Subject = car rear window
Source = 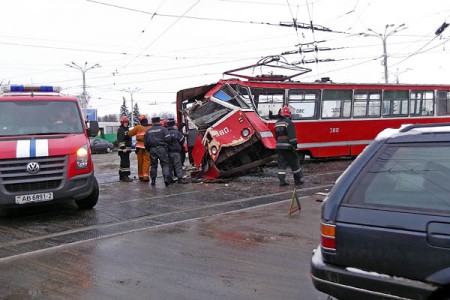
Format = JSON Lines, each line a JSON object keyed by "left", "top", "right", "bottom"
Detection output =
{"left": 344, "top": 143, "right": 450, "bottom": 213}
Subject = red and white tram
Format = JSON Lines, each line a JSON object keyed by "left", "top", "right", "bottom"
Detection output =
{"left": 176, "top": 73, "right": 450, "bottom": 179}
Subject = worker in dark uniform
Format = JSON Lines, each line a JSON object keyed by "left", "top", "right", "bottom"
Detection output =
{"left": 144, "top": 116, "right": 172, "bottom": 186}
{"left": 117, "top": 116, "right": 133, "bottom": 182}
{"left": 167, "top": 120, "right": 188, "bottom": 184}
{"left": 275, "top": 106, "right": 304, "bottom": 187}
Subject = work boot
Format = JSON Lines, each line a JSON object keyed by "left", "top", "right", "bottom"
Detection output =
{"left": 295, "top": 178, "right": 304, "bottom": 186}
{"left": 142, "top": 176, "right": 150, "bottom": 182}
{"left": 178, "top": 178, "right": 188, "bottom": 184}
{"left": 164, "top": 177, "right": 170, "bottom": 187}
{"left": 138, "top": 177, "right": 144, "bottom": 182}
{"left": 279, "top": 180, "right": 289, "bottom": 187}
{"left": 151, "top": 177, "right": 156, "bottom": 186}
{"left": 120, "top": 176, "right": 132, "bottom": 182}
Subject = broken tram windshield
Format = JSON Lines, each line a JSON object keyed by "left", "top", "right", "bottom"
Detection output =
{"left": 212, "top": 84, "right": 250, "bottom": 109}
{"left": 185, "top": 100, "right": 231, "bottom": 130}
{"left": 184, "top": 85, "right": 249, "bottom": 130}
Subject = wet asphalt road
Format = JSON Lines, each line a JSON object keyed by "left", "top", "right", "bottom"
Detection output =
{"left": 0, "top": 153, "right": 350, "bottom": 299}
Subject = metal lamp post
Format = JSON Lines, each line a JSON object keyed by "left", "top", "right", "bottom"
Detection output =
{"left": 365, "top": 24, "right": 406, "bottom": 83}
{"left": 65, "top": 62, "right": 100, "bottom": 116}
{"left": 122, "top": 88, "right": 140, "bottom": 127}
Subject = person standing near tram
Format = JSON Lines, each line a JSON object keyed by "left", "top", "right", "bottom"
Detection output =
{"left": 167, "top": 119, "right": 188, "bottom": 184}
{"left": 274, "top": 106, "right": 304, "bottom": 187}
{"left": 144, "top": 116, "right": 172, "bottom": 187}
{"left": 127, "top": 114, "right": 152, "bottom": 182}
{"left": 117, "top": 116, "right": 133, "bottom": 182}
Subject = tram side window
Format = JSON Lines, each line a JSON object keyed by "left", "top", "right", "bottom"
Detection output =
{"left": 410, "top": 91, "right": 434, "bottom": 116}
{"left": 437, "top": 91, "right": 450, "bottom": 115}
{"left": 353, "top": 90, "right": 381, "bottom": 118}
{"left": 249, "top": 87, "right": 284, "bottom": 119}
{"left": 288, "top": 89, "right": 320, "bottom": 120}
{"left": 383, "top": 90, "right": 408, "bottom": 117}
{"left": 321, "top": 90, "right": 352, "bottom": 119}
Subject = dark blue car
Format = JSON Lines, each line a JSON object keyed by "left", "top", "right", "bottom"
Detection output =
{"left": 311, "top": 123, "right": 450, "bottom": 300}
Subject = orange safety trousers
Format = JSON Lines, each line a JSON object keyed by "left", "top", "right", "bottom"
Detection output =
{"left": 136, "top": 148, "right": 151, "bottom": 179}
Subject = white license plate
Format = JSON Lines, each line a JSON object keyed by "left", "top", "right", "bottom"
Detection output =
{"left": 15, "top": 192, "right": 54, "bottom": 204}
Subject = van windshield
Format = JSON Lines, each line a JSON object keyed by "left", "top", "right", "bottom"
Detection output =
{"left": 0, "top": 101, "right": 83, "bottom": 136}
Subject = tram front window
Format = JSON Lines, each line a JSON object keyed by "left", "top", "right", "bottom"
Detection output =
{"left": 186, "top": 100, "right": 231, "bottom": 130}
{"left": 212, "top": 84, "right": 249, "bottom": 109}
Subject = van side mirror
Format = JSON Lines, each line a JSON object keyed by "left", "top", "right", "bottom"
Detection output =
{"left": 87, "top": 121, "right": 99, "bottom": 137}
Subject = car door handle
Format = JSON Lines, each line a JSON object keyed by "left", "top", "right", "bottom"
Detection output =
{"left": 427, "top": 222, "right": 450, "bottom": 248}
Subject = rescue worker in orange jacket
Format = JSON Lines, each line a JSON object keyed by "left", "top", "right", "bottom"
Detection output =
{"left": 127, "top": 115, "right": 152, "bottom": 182}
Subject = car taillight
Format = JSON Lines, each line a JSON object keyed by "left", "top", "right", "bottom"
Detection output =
{"left": 320, "top": 222, "right": 336, "bottom": 251}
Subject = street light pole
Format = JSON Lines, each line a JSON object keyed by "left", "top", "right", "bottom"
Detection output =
{"left": 65, "top": 62, "right": 100, "bottom": 116}
{"left": 122, "top": 88, "right": 141, "bottom": 127}
{"left": 365, "top": 24, "right": 406, "bottom": 83}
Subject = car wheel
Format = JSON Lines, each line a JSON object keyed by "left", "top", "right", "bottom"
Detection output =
{"left": 75, "top": 177, "right": 99, "bottom": 209}
{"left": 106, "top": 146, "right": 112, "bottom": 153}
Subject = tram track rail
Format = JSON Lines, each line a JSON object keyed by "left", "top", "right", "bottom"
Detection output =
{"left": 0, "top": 183, "right": 333, "bottom": 261}
{"left": 0, "top": 157, "right": 352, "bottom": 260}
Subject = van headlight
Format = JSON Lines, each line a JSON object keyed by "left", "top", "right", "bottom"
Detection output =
{"left": 77, "top": 145, "right": 89, "bottom": 169}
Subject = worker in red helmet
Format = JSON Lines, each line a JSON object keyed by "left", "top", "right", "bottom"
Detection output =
{"left": 117, "top": 116, "right": 133, "bottom": 182}
{"left": 127, "top": 114, "right": 152, "bottom": 182}
{"left": 274, "top": 106, "right": 304, "bottom": 187}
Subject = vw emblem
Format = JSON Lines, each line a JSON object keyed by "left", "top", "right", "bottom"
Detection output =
{"left": 26, "top": 162, "right": 40, "bottom": 174}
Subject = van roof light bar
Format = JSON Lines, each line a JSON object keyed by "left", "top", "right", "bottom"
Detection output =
{"left": 2, "top": 85, "right": 62, "bottom": 93}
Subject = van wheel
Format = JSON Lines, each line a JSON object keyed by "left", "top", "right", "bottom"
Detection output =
{"left": 75, "top": 177, "right": 99, "bottom": 209}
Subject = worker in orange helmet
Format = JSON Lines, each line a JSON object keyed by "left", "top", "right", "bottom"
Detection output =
{"left": 127, "top": 114, "right": 152, "bottom": 182}
{"left": 117, "top": 116, "right": 133, "bottom": 182}
{"left": 274, "top": 106, "right": 304, "bottom": 187}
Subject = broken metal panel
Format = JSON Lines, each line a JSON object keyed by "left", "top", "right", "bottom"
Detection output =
{"left": 192, "top": 134, "right": 205, "bottom": 169}
{"left": 242, "top": 111, "right": 276, "bottom": 149}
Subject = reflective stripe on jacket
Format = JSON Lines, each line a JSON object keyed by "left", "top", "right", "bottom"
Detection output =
{"left": 275, "top": 117, "right": 298, "bottom": 150}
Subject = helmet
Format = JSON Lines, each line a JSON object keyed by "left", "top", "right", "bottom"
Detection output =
{"left": 280, "top": 106, "right": 292, "bottom": 117}
{"left": 120, "top": 116, "right": 129, "bottom": 125}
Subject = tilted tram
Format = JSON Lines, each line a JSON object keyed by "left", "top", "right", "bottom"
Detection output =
{"left": 176, "top": 62, "right": 450, "bottom": 179}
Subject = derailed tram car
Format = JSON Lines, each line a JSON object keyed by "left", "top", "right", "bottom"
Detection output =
{"left": 176, "top": 62, "right": 450, "bottom": 180}
{"left": 176, "top": 83, "right": 277, "bottom": 179}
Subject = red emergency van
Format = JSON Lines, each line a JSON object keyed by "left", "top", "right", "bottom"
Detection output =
{"left": 0, "top": 85, "right": 99, "bottom": 209}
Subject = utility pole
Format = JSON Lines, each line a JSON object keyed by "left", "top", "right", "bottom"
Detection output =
{"left": 365, "top": 24, "right": 406, "bottom": 83}
{"left": 65, "top": 62, "right": 100, "bottom": 116}
{"left": 394, "top": 68, "right": 412, "bottom": 84}
{"left": 122, "top": 88, "right": 140, "bottom": 127}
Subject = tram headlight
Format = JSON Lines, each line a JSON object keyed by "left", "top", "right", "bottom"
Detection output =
{"left": 241, "top": 128, "right": 251, "bottom": 137}
{"left": 211, "top": 146, "right": 218, "bottom": 155}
